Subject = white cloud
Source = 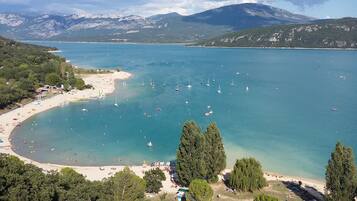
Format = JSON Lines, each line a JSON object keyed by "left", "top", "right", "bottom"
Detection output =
{"left": 121, "top": 0, "right": 263, "bottom": 17}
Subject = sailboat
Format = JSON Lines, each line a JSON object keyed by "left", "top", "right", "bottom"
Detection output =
{"left": 147, "top": 141, "right": 153, "bottom": 147}
{"left": 206, "top": 79, "right": 210, "bottom": 87}
{"left": 246, "top": 86, "right": 249, "bottom": 92}
{"left": 187, "top": 81, "right": 192, "bottom": 89}
{"left": 175, "top": 84, "right": 180, "bottom": 91}
{"left": 114, "top": 96, "right": 119, "bottom": 107}
{"left": 217, "top": 85, "right": 222, "bottom": 94}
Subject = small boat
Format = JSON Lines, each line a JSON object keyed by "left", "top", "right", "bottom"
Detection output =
{"left": 209, "top": 110, "right": 213, "bottom": 114}
{"left": 217, "top": 85, "right": 222, "bottom": 94}
{"left": 147, "top": 141, "right": 153, "bottom": 147}
{"left": 246, "top": 86, "right": 249, "bottom": 92}
{"left": 331, "top": 106, "right": 338, "bottom": 112}
{"left": 185, "top": 100, "right": 189, "bottom": 104}
{"left": 187, "top": 84, "right": 192, "bottom": 89}
{"left": 206, "top": 79, "right": 210, "bottom": 87}
{"left": 175, "top": 85, "right": 180, "bottom": 91}
{"left": 81, "top": 108, "right": 88, "bottom": 112}
{"left": 204, "top": 112, "right": 210, "bottom": 116}
{"left": 114, "top": 96, "right": 119, "bottom": 107}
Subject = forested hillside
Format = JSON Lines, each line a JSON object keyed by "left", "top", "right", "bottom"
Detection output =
{"left": 0, "top": 36, "right": 85, "bottom": 109}
{"left": 195, "top": 18, "right": 357, "bottom": 48}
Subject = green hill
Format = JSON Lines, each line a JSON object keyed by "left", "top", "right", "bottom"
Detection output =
{"left": 195, "top": 18, "right": 357, "bottom": 48}
{"left": 0, "top": 36, "right": 84, "bottom": 109}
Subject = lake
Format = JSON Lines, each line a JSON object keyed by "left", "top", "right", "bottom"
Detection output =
{"left": 12, "top": 42, "right": 357, "bottom": 180}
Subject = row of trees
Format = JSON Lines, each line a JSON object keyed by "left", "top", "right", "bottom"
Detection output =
{"left": 177, "top": 121, "right": 357, "bottom": 201}
{"left": 0, "top": 154, "right": 167, "bottom": 201}
{"left": 0, "top": 36, "right": 87, "bottom": 109}
{"left": 176, "top": 121, "right": 269, "bottom": 201}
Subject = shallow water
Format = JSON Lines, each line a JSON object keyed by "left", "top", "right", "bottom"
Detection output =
{"left": 12, "top": 42, "right": 357, "bottom": 180}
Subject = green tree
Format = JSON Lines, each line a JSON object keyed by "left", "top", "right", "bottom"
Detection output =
{"left": 254, "top": 194, "right": 279, "bottom": 201}
{"left": 45, "top": 73, "right": 62, "bottom": 86}
{"left": 204, "top": 122, "right": 226, "bottom": 182}
{"left": 188, "top": 179, "right": 213, "bottom": 201}
{"left": 112, "top": 167, "right": 146, "bottom": 201}
{"left": 176, "top": 121, "right": 206, "bottom": 186}
{"left": 74, "top": 78, "right": 86, "bottom": 90}
{"left": 325, "top": 142, "right": 357, "bottom": 201}
{"left": 228, "top": 158, "right": 267, "bottom": 192}
{"left": 143, "top": 168, "right": 166, "bottom": 193}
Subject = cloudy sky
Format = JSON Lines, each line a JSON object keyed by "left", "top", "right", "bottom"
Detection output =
{"left": 0, "top": 0, "right": 356, "bottom": 18}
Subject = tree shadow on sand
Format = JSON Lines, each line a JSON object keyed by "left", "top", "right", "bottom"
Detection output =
{"left": 282, "top": 181, "right": 325, "bottom": 201}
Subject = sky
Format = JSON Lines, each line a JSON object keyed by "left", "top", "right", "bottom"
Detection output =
{"left": 0, "top": 0, "right": 356, "bottom": 19}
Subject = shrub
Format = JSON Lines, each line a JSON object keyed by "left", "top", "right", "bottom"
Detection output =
{"left": 228, "top": 158, "right": 267, "bottom": 192}
{"left": 254, "top": 194, "right": 279, "bottom": 201}
{"left": 189, "top": 179, "right": 213, "bottom": 201}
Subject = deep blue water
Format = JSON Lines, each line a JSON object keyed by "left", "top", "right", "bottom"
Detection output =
{"left": 12, "top": 42, "right": 357, "bottom": 180}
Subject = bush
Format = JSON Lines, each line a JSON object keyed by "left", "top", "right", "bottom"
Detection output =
{"left": 254, "top": 194, "right": 279, "bottom": 201}
{"left": 189, "top": 179, "right": 213, "bottom": 201}
{"left": 228, "top": 158, "right": 267, "bottom": 192}
{"left": 143, "top": 168, "right": 166, "bottom": 193}
{"left": 74, "top": 78, "right": 86, "bottom": 90}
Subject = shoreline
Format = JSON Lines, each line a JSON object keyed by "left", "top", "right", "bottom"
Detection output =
{"left": 0, "top": 70, "right": 325, "bottom": 194}
{"left": 23, "top": 40, "right": 357, "bottom": 51}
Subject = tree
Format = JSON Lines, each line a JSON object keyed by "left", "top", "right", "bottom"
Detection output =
{"left": 188, "top": 179, "right": 213, "bottom": 201}
{"left": 45, "top": 73, "right": 62, "bottom": 86}
{"left": 176, "top": 121, "right": 206, "bottom": 186}
{"left": 228, "top": 158, "right": 267, "bottom": 192}
{"left": 254, "top": 194, "right": 279, "bottom": 201}
{"left": 204, "top": 122, "right": 226, "bottom": 182}
{"left": 112, "top": 167, "right": 146, "bottom": 201}
{"left": 74, "top": 78, "right": 85, "bottom": 90}
{"left": 143, "top": 168, "right": 166, "bottom": 193}
{"left": 325, "top": 142, "right": 357, "bottom": 201}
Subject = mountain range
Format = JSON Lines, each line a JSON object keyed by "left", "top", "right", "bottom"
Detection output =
{"left": 195, "top": 18, "right": 357, "bottom": 49}
{"left": 0, "top": 3, "right": 314, "bottom": 43}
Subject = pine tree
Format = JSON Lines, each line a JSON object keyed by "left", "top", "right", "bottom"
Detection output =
{"left": 326, "top": 142, "right": 357, "bottom": 201}
{"left": 176, "top": 121, "right": 206, "bottom": 186}
{"left": 204, "top": 122, "right": 226, "bottom": 182}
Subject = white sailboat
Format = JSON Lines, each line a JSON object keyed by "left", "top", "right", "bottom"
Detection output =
{"left": 206, "top": 79, "right": 210, "bottom": 87}
{"left": 187, "top": 81, "right": 192, "bottom": 89}
{"left": 147, "top": 141, "right": 153, "bottom": 147}
{"left": 114, "top": 96, "right": 119, "bottom": 107}
{"left": 246, "top": 86, "right": 249, "bottom": 92}
{"left": 217, "top": 85, "right": 222, "bottom": 94}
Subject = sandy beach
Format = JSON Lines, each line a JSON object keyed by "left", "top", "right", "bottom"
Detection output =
{"left": 0, "top": 70, "right": 325, "bottom": 195}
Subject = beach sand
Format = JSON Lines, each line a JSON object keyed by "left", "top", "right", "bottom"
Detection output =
{"left": 0, "top": 71, "right": 325, "bottom": 195}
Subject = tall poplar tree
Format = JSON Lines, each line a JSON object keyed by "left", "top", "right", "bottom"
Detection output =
{"left": 176, "top": 121, "right": 206, "bottom": 186}
{"left": 204, "top": 122, "right": 226, "bottom": 182}
{"left": 325, "top": 142, "right": 357, "bottom": 201}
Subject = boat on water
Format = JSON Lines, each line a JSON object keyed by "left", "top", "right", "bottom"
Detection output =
{"left": 206, "top": 79, "right": 210, "bottom": 87}
{"left": 217, "top": 85, "right": 222, "bottom": 94}
{"left": 175, "top": 85, "right": 180, "bottom": 91}
{"left": 147, "top": 141, "right": 153, "bottom": 147}
{"left": 81, "top": 108, "right": 88, "bottom": 112}
{"left": 246, "top": 86, "right": 249, "bottom": 92}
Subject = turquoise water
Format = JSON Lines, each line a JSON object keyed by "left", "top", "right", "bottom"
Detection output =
{"left": 12, "top": 42, "right": 357, "bottom": 180}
